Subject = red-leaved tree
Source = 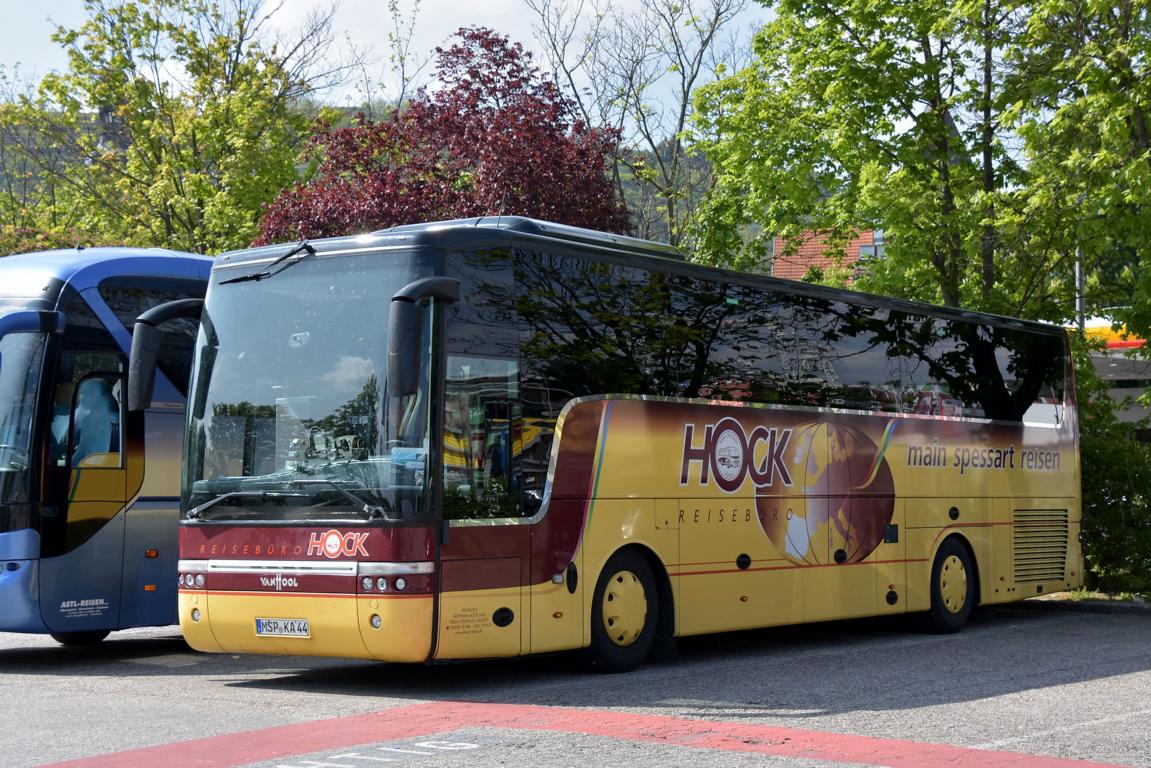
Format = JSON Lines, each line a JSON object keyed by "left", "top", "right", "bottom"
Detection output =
{"left": 255, "top": 27, "right": 628, "bottom": 243}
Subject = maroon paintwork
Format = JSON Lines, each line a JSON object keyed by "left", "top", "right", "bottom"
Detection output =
{"left": 180, "top": 525, "right": 435, "bottom": 562}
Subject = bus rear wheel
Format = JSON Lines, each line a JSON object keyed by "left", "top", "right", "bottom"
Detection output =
{"left": 587, "top": 549, "right": 657, "bottom": 673}
{"left": 50, "top": 631, "right": 110, "bottom": 646}
{"left": 926, "top": 538, "right": 975, "bottom": 633}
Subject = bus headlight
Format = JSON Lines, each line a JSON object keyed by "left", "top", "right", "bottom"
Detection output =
{"left": 361, "top": 577, "right": 374, "bottom": 591}
{"left": 394, "top": 577, "right": 407, "bottom": 591}
{"left": 376, "top": 577, "right": 388, "bottom": 591}
{"left": 194, "top": 574, "right": 205, "bottom": 589}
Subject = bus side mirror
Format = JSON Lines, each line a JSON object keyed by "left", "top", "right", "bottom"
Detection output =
{"left": 388, "top": 277, "right": 460, "bottom": 398}
{"left": 128, "top": 298, "right": 203, "bottom": 412}
{"left": 388, "top": 301, "right": 422, "bottom": 398}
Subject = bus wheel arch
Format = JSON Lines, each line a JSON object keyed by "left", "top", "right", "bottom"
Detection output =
{"left": 586, "top": 545, "right": 668, "bottom": 673}
{"left": 926, "top": 534, "right": 979, "bottom": 633}
{"left": 632, "top": 544, "right": 675, "bottom": 653}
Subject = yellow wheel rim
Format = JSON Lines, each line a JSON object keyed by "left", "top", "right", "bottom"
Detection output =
{"left": 939, "top": 554, "right": 968, "bottom": 614}
{"left": 601, "top": 569, "right": 648, "bottom": 647}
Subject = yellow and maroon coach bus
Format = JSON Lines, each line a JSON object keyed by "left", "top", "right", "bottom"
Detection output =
{"left": 132, "top": 217, "right": 1080, "bottom": 672}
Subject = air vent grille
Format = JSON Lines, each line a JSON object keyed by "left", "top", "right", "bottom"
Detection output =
{"left": 1013, "top": 509, "right": 1068, "bottom": 583}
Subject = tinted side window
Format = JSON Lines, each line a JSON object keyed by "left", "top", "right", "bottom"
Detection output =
{"left": 517, "top": 248, "right": 665, "bottom": 507}
{"left": 517, "top": 248, "right": 662, "bottom": 399}
{"left": 444, "top": 251, "right": 523, "bottom": 518}
{"left": 894, "top": 313, "right": 972, "bottom": 416}
{"left": 442, "top": 356, "right": 521, "bottom": 519}
{"left": 663, "top": 280, "right": 775, "bottom": 402}
{"left": 445, "top": 250, "right": 517, "bottom": 358}
{"left": 817, "top": 301, "right": 901, "bottom": 412}
{"left": 895, "top": 313, "right": 1065, "bottom": 422}
{"left": 98, "top": 278, "right": 205, "bottom": 395}
{"left": 999, "top": 327, "right": 1065, "bottom": 424}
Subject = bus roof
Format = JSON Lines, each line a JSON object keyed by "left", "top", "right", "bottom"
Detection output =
{"left": 217, "top": 218, "right": 1063, "bottom": 339}
{"left": 373, "top": 216, "right": 686, "bottom": 261}
{"left": 219, "top": 217, "right": 685, "bottom": 266}
{"left": 0, "top": 247, "right": 212, "bottom": 303}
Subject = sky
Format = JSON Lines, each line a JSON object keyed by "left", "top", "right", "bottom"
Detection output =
{"left": 0, "top": 0, "right": 598, "bottom": 96}
{"left": 1, "top": 1, "right": 767, "bottom": 106}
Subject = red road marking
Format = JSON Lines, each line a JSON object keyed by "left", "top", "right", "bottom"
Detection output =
{"left": 43, "top": 701, "right": 1122, "bottom": 768}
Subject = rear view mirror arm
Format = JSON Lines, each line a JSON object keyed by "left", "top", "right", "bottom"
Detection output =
{"left": 128, "top": 298, "right": 204, "bottom": 412}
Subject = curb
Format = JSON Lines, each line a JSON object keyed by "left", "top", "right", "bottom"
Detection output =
{"left": 1003, "top": 597, "right": 1151, "bottom": 616}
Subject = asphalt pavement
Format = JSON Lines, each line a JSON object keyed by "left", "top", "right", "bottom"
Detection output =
{"left": 0, "top": 601, "right": 1147, "bottom": 768}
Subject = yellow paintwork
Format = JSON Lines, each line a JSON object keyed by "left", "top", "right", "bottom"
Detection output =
{"left": 577, "top": 497, "right": 676, "bottom": 649}
{"left": 75, "top": 452, "right": 123, "bottom": 469}
{"left": 578, "top": 400, "right": 1080, "bottom": 642}
{"left": 436, "top": 585, "right": 524, "bottom": 659}
{"left": 68, "top": 466, "right": 125, "bottom": 502}
{"left": 527, "top": 581, "right": 583, "bottom": 654}
{"left": 180, "top": 590, "right": 433, "bottom": 662}
{"left": 359, "top": 597, "right": 434, "bottom": 662}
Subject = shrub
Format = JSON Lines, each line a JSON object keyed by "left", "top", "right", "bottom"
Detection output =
{"left": 1076, "top": 344, "right": 1151, "bottom": 593}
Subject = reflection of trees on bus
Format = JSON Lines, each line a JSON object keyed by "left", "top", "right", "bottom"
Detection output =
{"left": 827, "top": 305, "right": 1063, "bottom": 421}
{"left": 309, "top": 375, "right": 380, "bottom": 460}
{"left": 205, "top": 375, "right": 383, "bottom": 478}
{"left": 513, "top": 249, "right": 1062, "bottom": 423}
{"left": 204, "top": 402, "right": 276, "bottom": 477}
{"left": 446, "top": 245, "right": 1065, "bottom": 524}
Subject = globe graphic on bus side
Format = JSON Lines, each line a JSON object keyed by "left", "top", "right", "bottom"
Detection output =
{"left": 756, "top": 422, "right": 895, "bottom": 565}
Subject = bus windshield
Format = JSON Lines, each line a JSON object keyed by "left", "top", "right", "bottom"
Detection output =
{"left": 0, "top": 330, "right": 46, "bottom": 507}
{"left": 184, "top": 248, "right": 435, "bottom": 524}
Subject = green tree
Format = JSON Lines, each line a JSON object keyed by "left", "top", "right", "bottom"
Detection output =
{"left": 692, "top": 0, "right": 1074, "bottom": 318}
{"left": 0, "top": 66, "right": 94, "bottom": 254}
{"left": 1010, "top": 1, "right": 1150, "bottom": 331}
{"left": 8, "top": 0, "right": 347, "bottom": 254}
{"left": 1073, "top": 339, "right": 1151, "bottom": 593}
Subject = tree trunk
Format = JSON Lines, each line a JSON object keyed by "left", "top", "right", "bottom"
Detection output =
{"left": 980, "top": 0, "right": 997, "bottom": 304}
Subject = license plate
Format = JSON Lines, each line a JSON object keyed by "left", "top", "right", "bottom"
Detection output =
{"left": 255, "top": 618, "right": 310, "bottom": 637}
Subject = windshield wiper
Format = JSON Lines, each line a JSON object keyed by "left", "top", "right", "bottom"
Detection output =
{"left": 186, "top": 490, "right": 307, "bottom": 520}
{"left": 288, "top": 479, "right": 393, "bottom": 521}
{"left": 219, "top": 242, "right": 315, "bottom": 285}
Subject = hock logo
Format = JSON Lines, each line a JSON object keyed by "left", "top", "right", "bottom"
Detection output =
{"left": 259, "top": 574, "right": 299, "bottom": 590}
{"left": 308, "top": 529, "right": 370, "bottom": 558}
{"left": 680, "top": 417, "right": 793, "bottom": 493}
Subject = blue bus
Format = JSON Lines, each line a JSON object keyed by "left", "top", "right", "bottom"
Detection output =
{"left": 0, "top": 247, "right": 211, "bottom": 645}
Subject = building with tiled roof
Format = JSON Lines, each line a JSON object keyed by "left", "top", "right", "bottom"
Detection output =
{"left": 768, "top": 230, "right": 883, "bottom": 282}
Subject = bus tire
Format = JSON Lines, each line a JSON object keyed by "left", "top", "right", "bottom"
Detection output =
{"left": 926, "top": 538, "right": 975, "bottom": 633}
{"left": 587, "top": 549, "right": 658, "bottom": 673}
{"left": 50, "top": 631, "right": 110, "bottom": 646}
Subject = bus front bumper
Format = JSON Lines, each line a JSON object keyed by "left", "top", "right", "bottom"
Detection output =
{"left": 179, "top": 590, "right": 433, "bottom": 663}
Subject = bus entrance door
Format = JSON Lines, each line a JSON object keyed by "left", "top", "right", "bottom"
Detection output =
{"left": 435, "top": 357, "right": 528, "bottom": 659}
{"left": 436, "top": 524, "right": 529, "bottom": 659}
{"left": 39, "top": 372, "right": 128, "bottom": 636}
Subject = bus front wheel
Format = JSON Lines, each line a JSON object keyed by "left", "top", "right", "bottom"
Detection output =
{"left": 50, "top": 631, "right": 110, "bottom": 647}
{"left": 926, "top": 538, "right": 975, "bottom": 633}
{"left": 587, "top": 549, "right": 657, "bottom": 673}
